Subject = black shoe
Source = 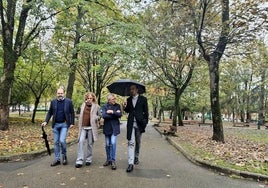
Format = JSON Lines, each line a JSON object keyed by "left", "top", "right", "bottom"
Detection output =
{"left": 126, "top": 164, "right": 133, "bottom": 173}
{"left": 51, "top": 160, "right": 61, "bottom": 167}
{"left": 111, "top": 162, "right": 117, "bottom": 170}
{"left": 75, "top": 164, "right": 82, "bottom": 168}
{"left": 134, "top": 157, "right": 139, "bottom": 165}
{"left": 85, "top": 162, "right": 91, "bottom": 166}
{"left": 62, "top": 156, "right": 68, "bottom": 165}
{"left": 103, "top": 161, "right": 111, "bottom": 166}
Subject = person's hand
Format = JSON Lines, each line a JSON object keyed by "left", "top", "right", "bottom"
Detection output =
{"left": 116, "top": 110, "right": 121, "bottom": 113}
{"left": 107, "top": 110, "right": 113, "bottom": 114}
{"left": 41, "top": 122, "right": 47, "bottom": 127}
{"left": 69, "top": 124, "right": 74, "bottom": 128}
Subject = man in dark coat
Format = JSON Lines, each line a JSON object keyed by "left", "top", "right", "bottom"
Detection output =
{"left": 41, "top": 87, "right": 75, "bottom": 166}
{"left": 124, "top": 84, "right": 149, "bottom": 173}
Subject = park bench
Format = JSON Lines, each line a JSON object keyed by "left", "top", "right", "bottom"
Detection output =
{"left": 163, "top": 125, "right": 177, "bottom": 136}
{"left": 153, "top": 123, "right": 160, "bottom": 127}
{"left": 232, "top": 122, "right": 250, "bottom": 127}
{"left": 183, "top": 120, "right": 199, "bottom": 125}
{"left": 198, "top": 122, "right": 213, "bottom": 127}
{"left": 20, "top": 113, "right": 31, "bottom": 117}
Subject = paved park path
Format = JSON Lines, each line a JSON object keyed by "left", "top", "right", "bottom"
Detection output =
{"left": 0, "top": 122, "right": 267, "bottom": 188}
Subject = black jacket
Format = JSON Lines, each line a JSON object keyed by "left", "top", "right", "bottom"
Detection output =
{"left": 102, "top": 103, "right": 122, "bottom": 136}
{"left": 45, "top": 98, "right": 75, "bottom": 128}
{"left": 124, "top": 95, "right": 149, "bottom": 140}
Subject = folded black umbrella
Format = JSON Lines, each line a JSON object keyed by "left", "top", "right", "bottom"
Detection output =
{"left": 42, "top": 126, "right": 51, "bottom": 156}
{"left": 107, "top": 79, "right": 146, "bottom": 96}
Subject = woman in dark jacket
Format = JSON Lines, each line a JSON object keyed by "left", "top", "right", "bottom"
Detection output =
{"left": 101, "top": 93, "right": 122, "bottom": 170}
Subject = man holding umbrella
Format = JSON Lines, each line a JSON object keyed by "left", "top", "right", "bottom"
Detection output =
{"left": 123, "top": 84, "right": 149, "bottom": 173}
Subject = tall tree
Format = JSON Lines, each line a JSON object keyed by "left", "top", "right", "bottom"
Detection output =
{"left": 65, "top": 5, "right": 83, "bottom": 99}
{"left": 250, "top": 42, "right": 268, "bottom": 127}
{"left": 0, "top": 0, "right": 63, "bottom": 130}
{"left": 188, "top": 0, "right": 267, "bottom": 142}
{"left": 52, "top": 0, "right": 125, "bottom": 102}
{"left": 15, "top": 42, "right": 61, "bottom": 123}
{"left": 141, "top": 2, "right": 197, "bottom": 128}
{"left": 135, "top": 0, "right": 267, "bottom": 141}
{"left": 191, "top": 0, "right": 230, "bottom": 142}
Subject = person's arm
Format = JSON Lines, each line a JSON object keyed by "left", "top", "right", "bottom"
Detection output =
{"left": 102, "top": 104, "right": 113, "bottom": 119}
{"left": 113, "top": 104, "right": 122, "bottom": 118}
{"left": 123, "top": 98, "right": 130, "bottom": 113}
{"left": 69, "top": 100, "right": 75, "bottom": 127}
{"left": 41, "top": 100, "right": 53, "bottom": 126}
{"left": 143, "top": 97, "right": 149, "bottom": 124}
{"left": 95, "top": 105, "right": 101, "bottom": 122}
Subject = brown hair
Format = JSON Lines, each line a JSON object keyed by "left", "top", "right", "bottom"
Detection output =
{"left": 84, "top": 92, "right": 97, "bottom": 103}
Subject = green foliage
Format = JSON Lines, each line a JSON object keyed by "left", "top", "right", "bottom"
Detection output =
{"left": 12, "top": 41, "right": 62, "bottom": 113}
{"left": 4, "top": 0, "right": 268, "bottom": 128}
{"left": 161, "top": 98, "right": 175, "bottom": 111}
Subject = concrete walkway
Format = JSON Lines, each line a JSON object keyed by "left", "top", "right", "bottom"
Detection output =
{"left": 0, "top": 122, "right": 267, "bottom": 188}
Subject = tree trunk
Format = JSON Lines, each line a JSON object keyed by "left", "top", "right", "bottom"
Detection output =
{"left": 172, "top": 88, "right": 179, "bottom": 126}
{"left": 201, "top": 107, "right": 206, "bottom": 123}
{"left": 96, "top": 74, "right": 102, "bottom": 105}
{"left": 0, "top": 0, "right": 33, "bottom": 130}
{"left": 0, "top": 104, "right": 10, "bottom": 131}
{"left": 240, "top": 111, "right": 244, "bottom": 123}
{"left": 31, "top": 96, "right": 41, "bottom": 123}
{"left": 258, "top": 69, "right": 265, "bottom": 129}
{"left": 66, "top": 6, "right": 82, "bottom": 99}
{"left": 195, "top": 0, "right": 229, "bottom": 142}
{"left": 177, "top": 104, "right": 183, "bottom": 126}
{"left": 208, "top": 58, "right": 224, "bottom": 142}
{"left": 152, "top": 98, "right": 158, "bottom": 118}
{"left": 158, "top": 99, "right": 164, "bottom": 122}
{"left": 0, "top": 51, "right": 18, "bottom": 130}
{"left": 66, "top": 61, "right": 76, "bottom": 99}
{"left": 172, "top": 88, "right": 182, "bottom": 129}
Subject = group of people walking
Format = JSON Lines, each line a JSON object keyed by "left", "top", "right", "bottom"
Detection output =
{"left": 41, "top": 84, "right": 149, "bottom": 173}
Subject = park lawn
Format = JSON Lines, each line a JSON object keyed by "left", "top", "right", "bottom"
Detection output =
{"left": 155, "top": 120, "right": 268, "bottom": 177}
{"left": 0, "top": 116, "right": 79, "bottom": 157}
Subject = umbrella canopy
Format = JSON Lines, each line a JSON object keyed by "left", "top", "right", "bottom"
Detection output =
{"left": 107, "top": 79, "right": 146, "bottom": 96}
{"left": 42, "top": 126, "right": 51, "bottom": 156}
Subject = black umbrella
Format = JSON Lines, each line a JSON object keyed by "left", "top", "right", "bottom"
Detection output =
{"left": 107, "top": 79, "right": 146, "bottom": 96}
{"left": 42, "top": 126, "right": 51, "bottom": 156}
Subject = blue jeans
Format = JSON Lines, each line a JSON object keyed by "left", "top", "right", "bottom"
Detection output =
{"left": 53, "top": 123, "right": 68, "bottom": 161}
{"left": 105, "top": 134, "right": 117, "bottom": 162}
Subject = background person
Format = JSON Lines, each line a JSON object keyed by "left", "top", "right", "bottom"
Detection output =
{"left": 102, "top": 93, "right": 122, "bottom": 170}
{"left": 123, "top": 84, "right": 149, "bottom": 173}
{"left": 41, "top": 87, "right": 75, "bottom": 166}
{"left": 75, "top": 92, "right": 101, "bottom": 168}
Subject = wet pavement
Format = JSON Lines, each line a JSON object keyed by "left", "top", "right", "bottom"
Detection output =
{"left": 0, "top": 122, "right": 267, "bottom": 188}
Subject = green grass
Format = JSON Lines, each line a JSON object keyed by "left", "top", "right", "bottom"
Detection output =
{"left": 10, "top": 111, "right": 46, "bottom": 120}
{"left": 224, "top": 128, "right": 268, "bottom": 144}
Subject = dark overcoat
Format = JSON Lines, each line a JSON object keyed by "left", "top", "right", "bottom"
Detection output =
{"left": 124, "top": 95, "right": 149, "bottom": 140}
